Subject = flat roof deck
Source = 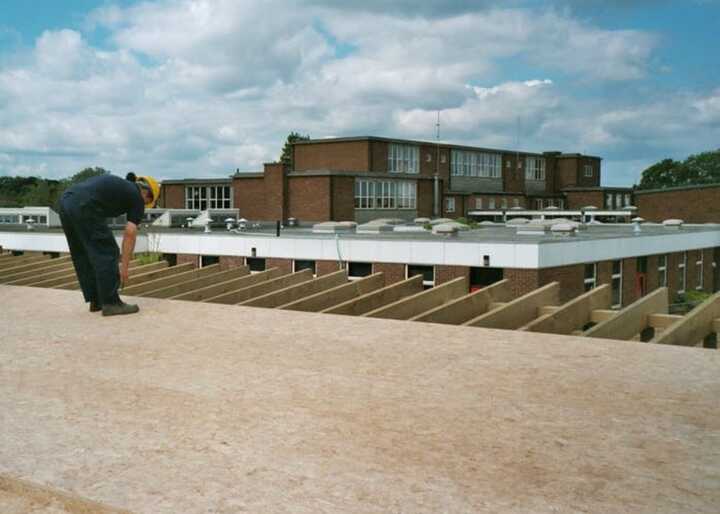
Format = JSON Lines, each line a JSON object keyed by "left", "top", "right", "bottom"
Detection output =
{"left": 1, "top": 285, "right": 719, "bottom": 513}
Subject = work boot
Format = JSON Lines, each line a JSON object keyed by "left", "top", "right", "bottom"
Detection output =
{"left": 102, "top": 301, "right": 140, "bottom": 317}
{"left": 89, "top": 301, "right": 102, "bottom": 313}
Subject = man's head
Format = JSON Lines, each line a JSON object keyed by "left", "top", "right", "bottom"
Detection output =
{"left": 127, "top": 173, "right": 160, "bottom": 208}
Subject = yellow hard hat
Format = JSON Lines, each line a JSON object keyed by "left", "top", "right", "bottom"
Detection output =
{"left": 137, "top": 176, "right": 160, "bottom": 208}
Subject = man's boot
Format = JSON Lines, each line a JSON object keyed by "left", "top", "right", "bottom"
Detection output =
{"left": 102, "top": 301, "right": 140, "bottom": 317}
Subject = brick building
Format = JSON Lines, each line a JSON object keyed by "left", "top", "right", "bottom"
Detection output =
{"left": 160, "top": 136, "right": 610, "bottom": 222}
{"left": 634, "top": 184, "right": 720, "bottom": 223}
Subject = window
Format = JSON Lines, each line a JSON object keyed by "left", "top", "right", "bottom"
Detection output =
{"left": 441, "top": 153, "right": 446, "bottom": 164}
{"left": 525, "top": 157, "right": 545, "bottom": 180}
{"left": 475, "top": 198, "right": 483, "bottom": 209}
{"left": 611, "top": 260, "right": 623, "bottom": 308}
{"left": 658, "top": 254, "right": 667, "bottom": 287}
{"left": 513, "top": 198, "right": 520, "bottom": 208}
{"left": 388, "top": 143, "right": 419, "bottom": 174}
{"left": 201, "top": 255, "right": 220, "bottom": 268}
{"left": 348, "top": 262, "right": 372, "bottom": 280}
{"left": 0, "top": 214, "right": 20, "bottom": 224}
{"left": 185, "top": 185, "right": 232, "bottom": 210}
{"left": 696, "top": 251, "right": 704, "bottom": 290}
{"left": 407, "top": 265, "right": 435, "bottom": 289}
{"left": 624, "top": 194, "right": 632, "bottom": 207}
{"left": 354, "top": 179, "right": 416, "bottom": 210}
{"left": 294, "top": 260, "right": 316, "bottom": 276}
{"left": 605, "top": 194, "right": 613, "bottom": 209}
{"left": 614, "top": 193, "right": 622, "bottom": 209}
{"left": 500, "top": 198, "right": 508, "bottom": 209}
{"left": 584, "top": 263, "right": 597, "bottom": 292}
{"left": 246, "top": 258, "right": 266, "bottom": 273}
{"left": 506, "top": 160, "right": 511, "bottom": 169}
{"left": 450, "top": 150, "right": 501, "bottom": 178}
{"left": 535, "top": 198, "right": 544, "bottom": 209}
{"left": 584, "top": 164, "right": 593, "bottom": 177}
{"left": 488, "top": 198, "right": 496, "bottom": 210}
{"left": 678, "top": 253, "right": 687, "bottom": 295}
{"left": 445, "top": 197, "right": 456, "bottom": 213}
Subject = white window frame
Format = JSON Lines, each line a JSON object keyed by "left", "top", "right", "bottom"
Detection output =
{"left": 584, "top": 263, "right": 597, "bottom": 292}
{"left": 445, "top": 197, "right": 456, "bottom": 213}
{"left": 451, "top": 150, "right": 501, "bottom": 178}
{"left": 355, "top": 179, "right": 416, "bottom": 210}
{"left": 406, "top": 264, "right": 435, "bottom": 288}
{"left": 535, "top": 198, "right": 543, "bottom": 209}
{"left": 584, "top": 164, "right": 593, "bottom": 177}
{"left": 185, "top": 185, "right": 232, "bottom": 210}
{"left": 605, "top": 194, "right": 613, "bottom": 209}
{"left": 500, "top": 198, "right": 508, "bottom": 209}
{"left": 475, "top": 197, "right": 483, "bottom": 209}
{"left": 488, "top": 198, "right": 496, "bottom": 210}
{"left": 696, "top": 251, "right": 703, "bottom": 290}
{"left": 525, "top": 157, "right": 545, "bottom": 181}
{"left": 678, "top": 252, "right": 687, "bottom": 295}
{"left": 512, "top": 198, "right": 520, "bottom": 208}
{"left": 611, "top": 260, "right": 623, "bottom": 308}
{"left": 658, "top": 254, "right": 667, "bottom": 287}
{"left": 624, "top": 193, "right": 631, "bottom": 207}
{"left": 388, "top": 143, "right": 419, "bottom": 174}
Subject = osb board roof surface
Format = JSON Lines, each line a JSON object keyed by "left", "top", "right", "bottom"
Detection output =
{"left": 1, "top": 285, "right": 719, "bottom": 514}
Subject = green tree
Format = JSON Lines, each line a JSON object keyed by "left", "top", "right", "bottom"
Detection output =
{"left": 69, "top": 166, "right": 110, "bottom": 184}
{"left": 279, "top": 132, "right": 310, "bottom": 169}
{"left": 637, "top": 150, "right": 720, "bottom": 189}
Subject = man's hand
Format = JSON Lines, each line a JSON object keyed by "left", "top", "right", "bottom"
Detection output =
{"left": 119, "top": 263, "right": 129, "bottom": 288}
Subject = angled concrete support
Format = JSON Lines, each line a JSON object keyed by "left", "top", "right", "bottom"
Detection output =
{"left": 122, "top": 264, "right": 224, "bottom": 297}
{"left": 651, "top": 290, "right": 720, "bottom": 347}
{"left": 463, "top": 282, "right": 561, "bottom": 330}
{"left": 364, "top": 276, "right": 468, "bottom": 320}
{"left": 171, "top": 268, "right": 283, "bottom": 302}
{"left": 143, "top": 266, "right": 250, "bottom": 299}
{"left": 648, "top": 313, "right": 684, "bottom": 329}
{"left": 43, "top": 261, "right": 169, "bottom": 290}
{"left": 522, "top": 284, "right": 612, "bottom": 335}
{"left": 322, "top": 275, "right": 424, "bottom": 316}
{"left": 0, "top": 260, "right": 75, "bottom": 284}
{"left": 6, "top": 260, "right": 140, "bottom": 287}
{"left": 279, "top": 273, "right": 385, "bottom": 312}
{"left": 410, "top": 279, "right": 513, "bottom": 325}
{"left": 584, "top": 287, "right": 669, "bottom": 341}
{"left": 240, "top": 270, "right": 347, "bottom": 308}
{"left": 0, "top": 254, "right": 50, "bottom": 269}
{"left": 0, "top": 255, "right": 66, "bottom": 279}
{"left": 207, "top": 269, "right": 313, "bottom": 305}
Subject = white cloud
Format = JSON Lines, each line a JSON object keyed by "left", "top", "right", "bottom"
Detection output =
{"left": 0, "top": 0, "right": 714, "bottom": 187}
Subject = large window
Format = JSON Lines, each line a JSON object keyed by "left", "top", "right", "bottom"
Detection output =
{"left": 584, "top": 164, "right": 593, "bottom": 177}
{"left": 611, "top": 260, "right": 623, "bottom": 308}
{"left": 525, "top": 157, "right": 545, "bottom": 181}
{"left": 678, "top": 253, "right": 687, "bottom": 294}
{"left": 354, "top": 179, "right": 416, "bottom": 210}
{"left": 348, "top": 262, "right": 372, "bottom": 280}
{"left": 388, "top": 143, "right": 419, "bottom": 174}
{"left": 407, "top": 264, "right": 435, "bottom": 289}
{"left": 658, "top": 254, "right": 668, "bottom": 287}
{"left": 450, "top": 150, "right": 501, "bottom": 178}
{"left": 445, "top": 197, "right": 456, "bottom": 213}
{"left": 584, "top": 263, "right": 597, "bottom": 292}
{"left": 185, "top": 185, "right": 232, "bottom": 210}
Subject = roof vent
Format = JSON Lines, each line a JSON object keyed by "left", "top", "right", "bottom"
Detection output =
{"left": 583, "top": 205, "right": 598, "bottom": 210}
{"left": 544, "top": 205, "right": 560, "bottom": 211}
{"left": 414, "top": 217, "right": 431, "bottom": 225}
{"left": 550, "top": 223, "right": 577, "bottom": 236}
{"left": 663, "top": 219, "right": 683, "bottom": 229}
{"left": 509, "top": 206, "right": 524, "bottom": 211}
{"left": 394, "top": 225, "right": 427, "bottom": 233}
{"left": 312, "top": 221, "right": 356, "bottom": 234}
{"left": 623, "top": 206, "right": 638, "bottom": 212}
{"left": 429, "top": 217, "right": 455, "bottom": 226}
{"left": 516, "top": 224, "right": 551, "bottom": 236}
{"left": 432, "top": 223, "right": 460, "bottom": 236}
{"left": 357, "top": 223, "right": 394, "bottom": 234}
{"left": 506, "top": 217, "right": 529, "bottom": 225}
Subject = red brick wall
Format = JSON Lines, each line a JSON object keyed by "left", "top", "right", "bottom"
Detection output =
{"left": 331, "top": 176, "right": 355, "bottom": 222}
{"left": 564, "top": 190, "right": 604, "bottom": 210}
{"left": 538, "top": 264, "right": 585, "bottom": 304}
{"left": 369, "top": 140, "right": 388, "bottom": 173}
{"left": 176, "top": 254, "right": 199, "bottom": 268}
{"left": 316, "top": 260, "right": 343, "bottom": 276}
{"left": 621, "top": 258, "right": 638, "bottom": 306}
{"left": 219, "top": 256, "right": 245, "bottom": 271}
{"left": 233, "top": 176, "right": 267, "bottom": 219}
{"left": 417, "top": 180, "right": 434, "bottom": 218}
{"left": 636, "top": 186, "right": 720, "bottom": 223}
{"left": 504, "top": 268, "right": 540, "bottom": 298}
{"left": 160, "top": 184, "right": 185, "bottom": 208}
{"left": 419, "top": 144, "right": 450, "bottom": 180}
{"left": 555, "top": 157, "right": 577, "bottom": 191}
{"left": 266, "top": 258, "right": 292, "bottom": 274}
{"left": 435, "top": 265, "right": 470, "bottom": 287}
{"left": 372, "top": 262, "right": 405, "bottom": 286}
{"left": 294, "top": 141, "right": 370, "bottom": 172}
{"left": 288, "top": 175, "right": 331, "bottom": 221}
{"left": 264, "top": 163, "right": 287, "bottom": 221}
{"left": 577, "top": 157, "right": 601, "bottom": 188}
{"left": 502, "top": 154, "right": 525, "bottom": 193}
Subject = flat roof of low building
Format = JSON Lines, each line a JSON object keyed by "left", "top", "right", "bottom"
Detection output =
{"left": 1, "top": 285, "right": 718, "bottom": 513}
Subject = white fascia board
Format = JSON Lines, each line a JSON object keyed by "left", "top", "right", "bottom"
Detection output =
{"left": 0, "top": 232, "right": 147, "bottom": 253}
{"left": 538, "top": 231, "right": 720, "bottom": 267}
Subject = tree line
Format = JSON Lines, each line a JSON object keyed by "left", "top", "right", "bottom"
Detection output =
{"left": 637, "top": 149, "right": 720, "bottom": 190}
{"left": 0, "top": 167, "right": 109, "bottom": 208}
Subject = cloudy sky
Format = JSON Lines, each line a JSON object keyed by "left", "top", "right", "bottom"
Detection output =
{"left": 0, "top": 0, "right": 718, "bottom": 185}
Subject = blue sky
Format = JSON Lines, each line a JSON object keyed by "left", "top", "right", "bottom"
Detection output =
{"left": 0, "top": 0, "right": 718, "bottom": 185}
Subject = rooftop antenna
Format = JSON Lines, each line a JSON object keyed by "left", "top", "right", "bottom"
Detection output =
{"left": 515, "top": 116, "right": 521, "bottom": 175}
{"left": 433, "top": 110, "right": 441, "bottom": 218}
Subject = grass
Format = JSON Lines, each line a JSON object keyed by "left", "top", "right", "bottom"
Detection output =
{"left": 136, "top": 252, "right": 163, "bottom": 266}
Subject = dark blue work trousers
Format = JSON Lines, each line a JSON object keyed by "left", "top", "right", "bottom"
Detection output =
{"left": 58, "top": 191, "right": 121, "bottom": 306}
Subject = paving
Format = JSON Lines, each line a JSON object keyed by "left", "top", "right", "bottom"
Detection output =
{"left": 1, "top": 285, "right": 719, "bottom": 513}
